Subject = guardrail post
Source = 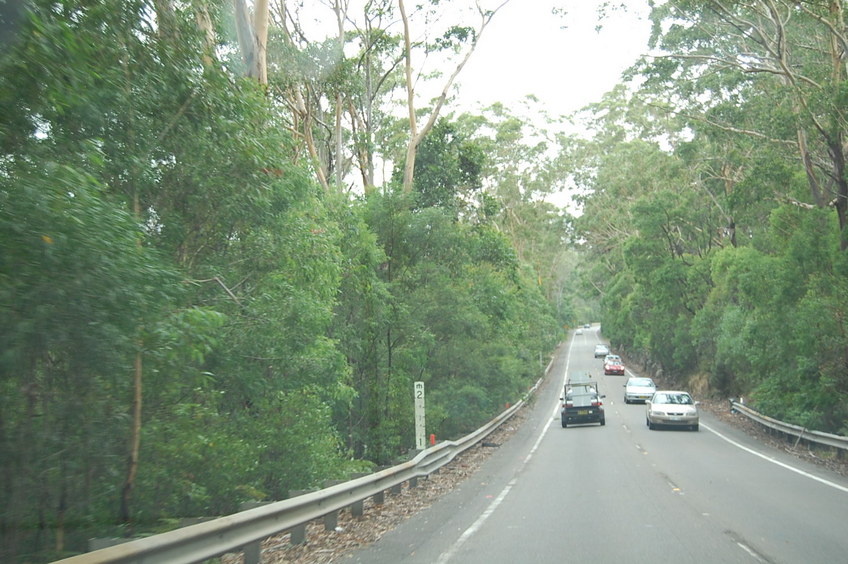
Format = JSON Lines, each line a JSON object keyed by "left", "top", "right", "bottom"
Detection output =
{"left": 288, "top": 490, "right": 313, "bottom": 544}
{"left": 323, "top": 480, "right": 345, "bottom": 531}
{"left": 372, "top": 467, "right": 388, "bottom": 504}
{"left": 239, "top": 501, "right": 273, "bottom": 563}
{"left": 243, "top": 541, "right": 261, "bottom": 564}
{"left": 350, "top": 472, "right": 369, "bottom": 517}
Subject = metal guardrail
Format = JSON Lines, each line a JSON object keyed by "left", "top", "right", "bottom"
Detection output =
{"left": 55, "top": 375, "right": 546, "bottom": 564}
{"left": 729, "top": 400, "right": 848, "bottom": 453}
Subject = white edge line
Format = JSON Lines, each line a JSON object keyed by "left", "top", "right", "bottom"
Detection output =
{"left": 434, "top": 479, "right": 517, "bottom": 564}
{"left": 702, "top": 422, "right": 848, "bottom": 494}
{"left": 436, "top": 334, "right": 577, "bottom": 563}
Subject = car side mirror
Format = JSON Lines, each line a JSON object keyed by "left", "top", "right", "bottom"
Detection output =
{"left": 600, "top": 394, "right": 606, "bottom": 398}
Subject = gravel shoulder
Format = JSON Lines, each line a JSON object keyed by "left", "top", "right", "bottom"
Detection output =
{"left": 220, "top": 407, "right": 532, "bottom": 564}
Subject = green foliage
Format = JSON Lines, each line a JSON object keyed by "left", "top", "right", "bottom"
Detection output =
{"left": 393, "top": 118, "right": 485, "bottom": 213}
{"left": 353, "top": 186, "right": 560, "bottom": 461}
{"left": 569, "top": 0, "right": 848, "bottom": 441}
{"left": 0, "top": 161, "right": 183, "bottom": 559}
{"left": 0, "top": 2, "right": 366, "bottom": 560}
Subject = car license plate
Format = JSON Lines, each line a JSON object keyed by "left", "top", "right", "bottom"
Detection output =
{"left": 670, "top": 416, "right": 681, "bottom": 421}
{"left": 578, "top": 409, "right": 589, "bottom": 415}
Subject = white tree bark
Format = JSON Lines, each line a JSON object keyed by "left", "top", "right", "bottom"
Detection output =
{"left": 398, "top": 0, "right": 512, "bottom": 193}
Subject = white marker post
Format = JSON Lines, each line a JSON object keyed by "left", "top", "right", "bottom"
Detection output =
{"left": 414, "top": 381, "right": 426, "bottom": 450}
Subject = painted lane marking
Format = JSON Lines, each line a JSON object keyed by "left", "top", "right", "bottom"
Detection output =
{"left": 702, "top": 422, "right": 848, "bottom": 494}
{"left": 437, "top": 336, "right": 577, "bottom": 563}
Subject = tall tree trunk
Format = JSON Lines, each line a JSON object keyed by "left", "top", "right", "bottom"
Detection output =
{"left": 118, "top": 45, "right": 144, "bottom": 529}
{"left": 195, "top": 2, "right": 217, "bottom": 68}
{"left": 233, "top": 0, "right": 268, "bottom": 84}
{"left": 827, "top": 0, "right": 848, "bottom": 249}
{"left": 120, "top": 349, "right": 143, "bottom": 526}
{"left": 398, "top": 0, "right": 418, "bottom": 193}
{"left": 332, "top": 0, "right": 349, "bottom": 190}
{"left": 254, "top": 0, "right": 269, "bottom": 85}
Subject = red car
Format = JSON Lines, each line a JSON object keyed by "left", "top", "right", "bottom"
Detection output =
{"left": 604, "top": 358, "right": 624, "bottom": 376}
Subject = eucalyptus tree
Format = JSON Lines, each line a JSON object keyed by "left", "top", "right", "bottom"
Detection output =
{"left": 622, "top": 0, "right": 848, "bottom": 423}
{"left": 641, "top": 0, "right": 848, "bottom": 249}
{"left": 264, "top": 0, "right": 513, "bottom": 195}
{"left": 451, "top": 102, "right": 575, "bottom": 321}
{"left": 360, "top": 187, "right": 559, "bottom": 458}
{"left": 396, "top": 0, "right": 512, "bottom": 193}
{"left": 0, "top": 162, "right": 185, "bottom": 561}
{"left": 1, "top": 1, "right": 365, "bottom": 559}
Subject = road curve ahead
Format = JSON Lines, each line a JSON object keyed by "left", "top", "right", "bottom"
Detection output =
{"left": 344, "top": 329, "right": 848, "bottom": 564}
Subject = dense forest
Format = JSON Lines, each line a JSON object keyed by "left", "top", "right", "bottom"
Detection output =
{"left": 0, "top": 1, "right": 846, "bottom": 562}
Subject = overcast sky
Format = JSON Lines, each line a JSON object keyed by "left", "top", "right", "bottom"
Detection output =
{"left": 453, "top": 1, "right": 653, "bottom": 119}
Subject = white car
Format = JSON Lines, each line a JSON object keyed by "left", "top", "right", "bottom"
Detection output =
{"left": 623, "top": 377, "right": 656, "bottom": 403}
{"left": 646, "top": 391, "right": 699, "bottom": 431}
{"left": 593, "top": 344, "right": 610, "bottom": 358}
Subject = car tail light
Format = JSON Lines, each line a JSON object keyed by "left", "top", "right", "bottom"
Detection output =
{"left": 564, "top": 400, "right": 573, "bottom": 408}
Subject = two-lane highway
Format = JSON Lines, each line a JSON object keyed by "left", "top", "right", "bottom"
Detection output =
{"left": 344, "top": 328, "right": 848, "bottom": 563}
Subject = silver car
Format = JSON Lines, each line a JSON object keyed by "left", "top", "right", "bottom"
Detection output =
{"left": 593, "top": 344, "right": 610, "bottom": 358}
{"left": 646, "top": 391, "right": 699, "bottom": 431}
{"left": 623, "top": 377, "right": 656, "bottom": 404}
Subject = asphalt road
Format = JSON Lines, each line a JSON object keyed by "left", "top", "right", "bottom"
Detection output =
{"left": 343, "top": 326, "right": 848, "bottom": 564}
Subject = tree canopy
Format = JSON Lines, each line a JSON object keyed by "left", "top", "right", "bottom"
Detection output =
{"left": 2, "top": 1, "right": 847, "bottom": 562}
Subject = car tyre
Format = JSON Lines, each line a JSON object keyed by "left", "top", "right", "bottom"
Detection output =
{"left": 647, "top": 418, "right": 655, "bottom": 430}
{"left": 600, "top": 418, "right": 606, "bottom": 426}
{"left": 561, "top": 419, "right": 567, "bottom": 428}
{"left": 624, "top": 397, "right": 630, "bottom": 404}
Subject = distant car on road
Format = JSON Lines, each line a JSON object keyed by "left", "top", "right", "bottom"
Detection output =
{"left": 593, "top": 344, "right": 610, "bottom": 358}
{"left": 646, "top": 391, "right": 699, "bottom": 431}
{"left": 583, "top": 323, "right": 590, "bottom": 328}
{"left": 575, "top": 328, "right": 583, "bottom": 335}
{"left": 604, "top": 357, "right": 624, "bottom": 376}
{"left": 623, "top": 377, "right": 656, "bottom": 403}
{"left": 603, "top": 354, "right": 621, "bottom": 366}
